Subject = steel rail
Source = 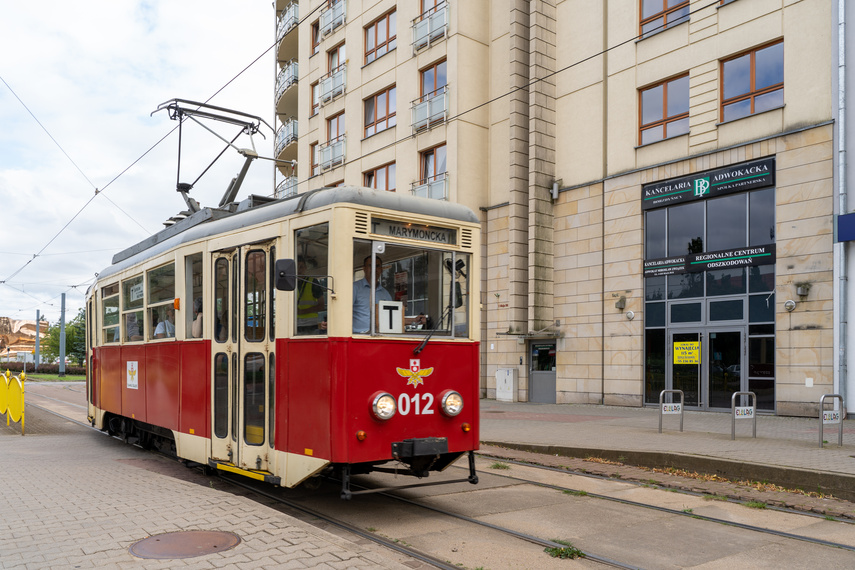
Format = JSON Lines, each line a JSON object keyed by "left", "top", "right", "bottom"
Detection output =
{"left": 463, "top": 457, "right": 855, "bottom": 553}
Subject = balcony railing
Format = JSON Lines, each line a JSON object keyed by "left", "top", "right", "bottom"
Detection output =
{"left": 320, "top": 0, "right": 346, "bottom": 37}
{"left": 319, "top": 135, "right": 346, "bottom": 170}
{"left": 412, "top": 1, "right": 448, "bottom": 53}
{"left": 275, "top": 119, "right": 298, "bottom": 157}
{"left": 275, "top": 177, "right": 298, "bottom": 199}
{"left": 319, "top": 63, "right": 346, "bottom": 104}
{"left": 276, "top": 60, "right": 298, "bottom": 102}
{"left": 411, "top": 85, "right": 448, "bottom": 132}
{"left": 277, "top": 3, "right": 299, "bottom": 41}
{"left": 411, "top": 172, "right": 448, "bottom": 200}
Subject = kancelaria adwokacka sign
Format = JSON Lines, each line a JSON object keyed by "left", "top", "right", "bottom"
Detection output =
{"left": 644, "top": 244, "right": 776, "bottom": 277}
{"left": 641, "top": 157, "right": 775, "bottom": 211}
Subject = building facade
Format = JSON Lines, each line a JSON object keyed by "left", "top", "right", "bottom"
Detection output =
{"left": 273, "top": 0, "right": 848, "bottom": 416}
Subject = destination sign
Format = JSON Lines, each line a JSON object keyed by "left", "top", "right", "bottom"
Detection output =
{"left": 642, "top": 157, "right": 775, "bottom": 210}
{"left": 372, "top": 218, "right": 457, "bottom": 245}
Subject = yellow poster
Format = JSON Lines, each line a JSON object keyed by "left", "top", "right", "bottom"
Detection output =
{"left": 673, "top": 342, "right": 700, "bottom": 365}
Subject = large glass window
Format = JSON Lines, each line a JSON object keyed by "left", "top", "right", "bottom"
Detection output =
{"left": 214, "top": 353, "right": 228, "bottom": 438}
{"left": 364, "top": 86, "right": 396, "bottom": 137}
{"left": 667, "top": 201, "right": 704, "bottom": 256}
{"left": 721, "top": 41, "right": 784, "bottom": 122}
{"left": 365, "top": 10, "right": 396, "bottom": 64}
{"left": 295, "top": 224, "right": 330, "bottom": 336}
{"left": 244, "top": 353, "right": 265, "bottom": 445}
{"left": 352, "top": 235, "right": 469, "bottom": 337}
{"left": 706, "top": 194, "right": 746, "bottom": 252}
{"left": 640, "top": 0, "right": 689, "bottom": 38}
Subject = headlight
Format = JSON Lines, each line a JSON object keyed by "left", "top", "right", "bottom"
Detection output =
{"left": 371, "top": 392, "right": 397, "bottom": 420}
{"left": 440, "top": 390, "right": 463, "bottom": 417}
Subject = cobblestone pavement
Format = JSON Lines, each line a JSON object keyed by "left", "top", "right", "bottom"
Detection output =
{"left": 0, "top": 409, "right": 418, "bottom": 570}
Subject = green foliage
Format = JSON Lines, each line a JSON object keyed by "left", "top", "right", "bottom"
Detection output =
{"left": 544, "top": 539, "right": 584, "bottom": 559}
{"left": 490, "top": 462, "right": 510, "bottom": 470}
{"left": 745, "top": 501, "right": 767, "bottom": 509}
{"left": 42, "top": 308, "right": 86, "bottom": 366}
{"left": 563, "top": 489, "right": 588, "bottom": 497}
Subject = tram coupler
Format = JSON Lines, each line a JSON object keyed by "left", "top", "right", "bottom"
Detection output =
{"left": 340, "top": 464, "right": 353, "bottom": 500}
{"left": 467, "top": 450, "right": 479, "bottom": 484}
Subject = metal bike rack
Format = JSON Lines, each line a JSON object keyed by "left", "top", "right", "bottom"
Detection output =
{"left": 658, "top": 390, "right": 684, "bottom": 433}
{"left": 819, "top": 394, "right": 845, "bottom": 448}
{"left": 731, "top": 391, "right": 756, "bottom": 440}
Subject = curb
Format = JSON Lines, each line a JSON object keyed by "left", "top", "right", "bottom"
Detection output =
{"left": 482, "top": 440, "right": 855, "bottom": 502}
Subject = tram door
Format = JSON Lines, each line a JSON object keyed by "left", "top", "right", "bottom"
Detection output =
{"left": 211, "top": 243, "right": 275, "bottom": 472}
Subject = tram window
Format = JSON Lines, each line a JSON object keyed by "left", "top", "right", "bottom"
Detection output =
{"left": 244, "top": 353, "right": 265, "bottom": 446}
{"left": 213, "top": 353, "right": 228, "bottom": 439}
{"left": 214, "top": 258, "right": 229, "bottom": 343}
{"left": 122, "top": 276, "right": 144, "bottom": 342}
{"left": 268, "top": 353, "right": 276, "bottom": 448}
{"left": 352, "top": 238, "right": 470, "bottom": 337}
{"left": 245, "top": 251, "right": 266, "bottom": 342}
{"left": 185, "top": 253, "right": 203, "bottom": 338}
{"left": 101, "top": 282, "right": 120, "bottom": 344}
{"left": 148, "top": 263, "right": 175, "bottom": 340}
{"left": 269, "top": 247, "right": 276, "bottom": 339}
{"left": 295, "top": 224, "right": 330, "bottom": 336}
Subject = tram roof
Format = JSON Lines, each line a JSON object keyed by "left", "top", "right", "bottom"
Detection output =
{"left": 98, "top": 186, "right": 479, "bottom": 281}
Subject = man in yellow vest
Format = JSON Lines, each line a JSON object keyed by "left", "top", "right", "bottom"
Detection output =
{"left": 296, "top": 256, "right": 325, "bottom": 335}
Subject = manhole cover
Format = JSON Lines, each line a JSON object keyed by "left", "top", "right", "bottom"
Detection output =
{"left": 129, "top": 530, "right": 241, "bottom": 559}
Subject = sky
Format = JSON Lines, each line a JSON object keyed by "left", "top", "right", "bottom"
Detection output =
{"left": 0, "top": 1, "right": 279, "bottom": 326}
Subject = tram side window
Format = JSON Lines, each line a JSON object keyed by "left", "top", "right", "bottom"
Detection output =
{"left": 295, "top": 224, "right": 330, "bottom": 336}
{"left": 186, "top": 253, "right": 203, "bottom": 338}
{"left": 352, "top": 238, "right": 470, "bottom": 337}
{"left": 245, "top": 251, "right": 266, "bottom": 342}
{"left": 214, "top": 258, "right": 229, "bottom": 343}
{"left": 122, "top": 276, "right": 144, "bottom": 342}
{"left": 101, "top": 283, "right": 120, "bottom": 344}
{"left": 148, "top": 263, "right": 175, "bottom": 340}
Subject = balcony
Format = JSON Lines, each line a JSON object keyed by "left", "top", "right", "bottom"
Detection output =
{"left": 275, "top": 119, "right": 298, "bottom": 162}
{"left": 319, "top": 63, "right": 346, "bottom": 104}
{"left": 320, "top": 0, "right": 346, "bottom": 37}
{"left": 411, "top": 172, "right": 448, "bottom": 200}
{"left": 275, "top": 60, "right": 298, "bottom": 115}
{"left": 277, "top": 3, "right": 299, "bottom": 60}
{"left": 412, "top": 1, "right": 447, "bottom": 53}
{"left": 319, "top": 135, "right": 346, "bottom": 171}
{"left": 412, "top": 85, "right": 448, "bottom": 132}
{"left": 275, "top": 176, "right": 298, "bottom": 199}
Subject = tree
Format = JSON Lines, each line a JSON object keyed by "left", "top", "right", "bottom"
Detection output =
{"left": 42, "top": 308, "right": 86, "bottom": 366}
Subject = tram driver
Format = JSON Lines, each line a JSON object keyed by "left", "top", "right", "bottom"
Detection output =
{"left": 352, "top": 256, "right": 392, "bottom": 333}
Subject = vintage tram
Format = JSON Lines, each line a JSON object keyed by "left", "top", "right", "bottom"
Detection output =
{"left": 85, "top": 186, "right": 480, "bottom": 498}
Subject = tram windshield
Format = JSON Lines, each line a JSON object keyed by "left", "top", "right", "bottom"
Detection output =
{"left": 353, "top": 239, "right": 470, "bottom": 337}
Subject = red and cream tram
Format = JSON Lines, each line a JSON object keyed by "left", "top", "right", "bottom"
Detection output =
{"left": 85, "top": 186, "right": 480, "bottom": 498}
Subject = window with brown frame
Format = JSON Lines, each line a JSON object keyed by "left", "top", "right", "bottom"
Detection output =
{"left": 311, "top": 21, "right": 320, "bottom": 55}
{"left": 421, "top": 144, "right": 446, "bottom": 181}
{"left": 421, "top": 59, "right": 447, "bottom": 97}
{"left": 364, "top": 86, "right": 396, "bottom": 137}
{"left": 640, "top": 0, "right": 689, "bottom": 38}
{"left": 364, "top": 162, "right": 396, "bottom": 192}
{"left": 721, "top": 41, "right": 784, "bottom": 123}
{"left": 310, "top": 142, "right": 319, "bottom": 176}
{"left": 328, "top": 42, "right": 345, "bottom": 72}
{"left": 327, "top": 112, "right": 345, "bottom": 142}
{"left": 639, "top": 74, "right": 690, "bottom": 145}
{"left": 365, "top": 11, "right": 396, "bottom": 64}
{"left": 311, "top": 81, "right": 320, "bottom": 116}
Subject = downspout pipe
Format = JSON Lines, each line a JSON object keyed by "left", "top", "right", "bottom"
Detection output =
{"left": 837, "top": 0, "right": 848, "bottom": 409}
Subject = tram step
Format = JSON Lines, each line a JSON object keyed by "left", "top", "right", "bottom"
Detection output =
{"left": 207, "top": 460, "right": 281, "bottom": 485}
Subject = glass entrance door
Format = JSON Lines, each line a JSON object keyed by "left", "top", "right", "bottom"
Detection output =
{"left": 670, "top": 332, "right": 701, "bottom": 407}
{"left": 707, "top": 330, "right": 742, "bottom": 409}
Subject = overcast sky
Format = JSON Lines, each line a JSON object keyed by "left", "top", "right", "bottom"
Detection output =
{"left": 0, "top": 1, "right": 279, "bottom": 326}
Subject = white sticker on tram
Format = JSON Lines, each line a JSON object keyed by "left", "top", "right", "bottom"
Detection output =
{"left": 397, "top": 393, "right": 435, "bottom": 415}
{"left": 127, "top": 361, "right": 139, "bottom": 390}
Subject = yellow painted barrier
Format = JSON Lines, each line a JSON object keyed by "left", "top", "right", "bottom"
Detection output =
{"left": 2, "top": 370, "right": 25, "bottom": 435}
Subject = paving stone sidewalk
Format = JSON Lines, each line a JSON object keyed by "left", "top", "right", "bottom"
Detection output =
{"left": 0, "top": 411, "right": 417, "bottom": 570}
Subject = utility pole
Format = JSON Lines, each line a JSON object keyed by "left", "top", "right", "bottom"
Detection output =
{"left": 35, "top": 309, "right": 40, "bottom": 370}
{"left": 59, "top": 294, "right": 66, "bottom": 376}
